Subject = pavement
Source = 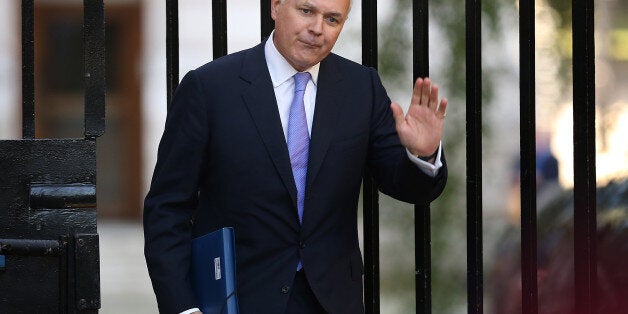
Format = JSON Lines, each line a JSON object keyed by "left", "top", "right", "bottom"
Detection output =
{"left": 99, "top": 220, "right": 158, "bottom": 313}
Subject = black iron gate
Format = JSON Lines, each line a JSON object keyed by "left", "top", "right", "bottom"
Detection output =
{"left": 0, "top": 0, "right": 105, "bottom": 312}
{"left": 0, "top": 0, "right": 599, "bottom": 312}
{"left": 164, "top": 0, "right": 598, "bottom": 313}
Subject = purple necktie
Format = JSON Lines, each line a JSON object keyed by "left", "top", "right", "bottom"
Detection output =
{"left": 287, "top": 72, "right": 311, "bottom": 226}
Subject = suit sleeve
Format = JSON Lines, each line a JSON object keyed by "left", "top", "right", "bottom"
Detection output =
{"left": 143, "top": 70, "right": 209, "bottom": 313}
{"left": 366, "top": 68, "right": 447, "bottom": 204}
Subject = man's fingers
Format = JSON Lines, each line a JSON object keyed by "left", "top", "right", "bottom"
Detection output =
{"left": 411, "top": 78, "right": 423, "bottom": 106}
{"left": 390, "top": 102, "right": 405, "bottom": 126}
{"left": 411, "top": 78, "right": 446, "bottom": 118}
{"left": 420, "top": 77, "right": 431, "bottom": 106}
{"left": 429, "top": 84, "right": 439, "bottom": 110}
{"left": 437, "top": 98, "right": 448, "bottom": 119}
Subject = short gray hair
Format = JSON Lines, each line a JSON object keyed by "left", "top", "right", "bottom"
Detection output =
{"left": 278, "top": 0, "right": 353, "bottom": 13}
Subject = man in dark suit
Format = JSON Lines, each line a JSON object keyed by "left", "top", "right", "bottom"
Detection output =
{"left": 143, "top": 0, "right": 448, "bottom": 313}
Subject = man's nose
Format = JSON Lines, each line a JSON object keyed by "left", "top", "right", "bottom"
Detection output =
{"left": 308, "top": 17, "right": 323, "bottom": 35}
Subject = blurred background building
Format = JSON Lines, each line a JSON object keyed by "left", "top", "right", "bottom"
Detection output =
{"left": 0, "top": 0, "right": 626, "bottom": 312}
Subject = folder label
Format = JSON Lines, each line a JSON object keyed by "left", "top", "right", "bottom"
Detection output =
{"left": 214, "top": 257, "right": 222, "bottom": 280}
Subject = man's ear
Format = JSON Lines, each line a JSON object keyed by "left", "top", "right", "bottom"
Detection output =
{"left": 270, "top": 0, "right": 281, "bottom": 20}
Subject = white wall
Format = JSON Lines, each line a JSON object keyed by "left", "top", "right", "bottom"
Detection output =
{"left": 0, "top": 0, "right": 20, "bottom": 139}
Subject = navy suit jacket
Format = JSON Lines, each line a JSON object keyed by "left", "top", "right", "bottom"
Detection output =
{"left": 144, "top": 41, "right": 447, "bottom": 314}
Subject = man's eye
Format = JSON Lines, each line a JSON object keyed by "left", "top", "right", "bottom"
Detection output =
{"left": 301, "top": 8, "right": 311, "bottom": 14}
{"left": 326, "top": 17, "right": 339, "bottom": 24}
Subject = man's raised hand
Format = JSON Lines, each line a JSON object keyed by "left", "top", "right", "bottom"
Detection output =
{"left": 390, "top": 77, "right": 448, "bottom": 162}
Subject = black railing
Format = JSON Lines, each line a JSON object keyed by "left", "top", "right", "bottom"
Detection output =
{"left": 83, "top": 0, "right": 106, "bottom": 138}
{"left": 166, "top": 0, "right": 179, "bottom": 107}
{"left": 361, "top": 1, "right": 380, "bottom": 313}
{"left": 21, "top": 0, "right": 34, "bottom": 139}
{"left": 212, "top": 0, "right": 227, "bottom": 58}
{"left": 2, "top": 0, "right": 105, "bottom": 311}
{"left": 412, "top": 1, "right": 432, "bottom": 312}
{"left": 260, "top": 1, "right": 273, "bottom": 39}
{"left": 519, "top": 0, "right": 539, "bottom": 313}
{"left": 572, "top": 0, "right": 597, "bottom": 312}
{"left": 465, "top": 0, "right": 483, "bottom": 312}
{"left": 20, "top": 0, "right": 106, "bottom": 138}
{"left": 163, "top": 1, "right": 598, "bottom": 313}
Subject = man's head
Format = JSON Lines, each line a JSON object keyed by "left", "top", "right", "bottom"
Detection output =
{"left": 271, "top": 0, "right": 351, "bottom": 71}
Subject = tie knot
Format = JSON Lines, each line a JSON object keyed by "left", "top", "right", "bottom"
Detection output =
{"left": 294, "top": 72, "right": 311, "bottom": 92}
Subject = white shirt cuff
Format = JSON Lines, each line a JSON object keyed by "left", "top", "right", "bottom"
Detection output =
{"left": 180, "top": 308, "right": 200, "bottom": 314}
{"left": 406, "top": 142, "right": 443, "bottom": 178}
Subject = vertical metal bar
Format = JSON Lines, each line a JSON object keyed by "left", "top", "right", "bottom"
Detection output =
{"left": 212, "top": 0, "right": 227, "bottom": 59}
{"left": 66, "top": 236, "right": 77, "bottom": 313}
{"left": 572, "top": 0, "right": 597, "bottom": 312}
{"left": 413, "top": 1, "right": 432, "bottom": 313}
{"left": 361, "top": 1, "right": 379, "bottom": 313}
{"left": 21, "top": 0, "right": 35, "bottom": 139}
{"left": 413, "top": 0, "right": 429, "bottom": 76}
{"left": 166, "top": 0, "right": 179, "bottom": 109}
{"left": 260, "top": 0, "right": 274, "bottom": 40}
{"left": 362, "top": 176, "right": 380, "bottom": 314}
{"left": 519, "top": 0, "right": 539, "bottom": 313}
{"left": 465, "top": 0, "right": 483, "bottom": 312}
{"left": 84, "top": 0, "right": 106, "bottom": 139}
{"left": 414, "top": 205, "right": 431, "bottom": 314}
{"left": 58, "top": 236, "right": 69, "bottom": 313}
{"left": 362, "top": 0, "right": 377, "bottom": 69}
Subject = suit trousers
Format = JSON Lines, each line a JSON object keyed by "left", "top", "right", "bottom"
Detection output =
{"left": 285, "top": 270, "right": 327, "bottom": 314}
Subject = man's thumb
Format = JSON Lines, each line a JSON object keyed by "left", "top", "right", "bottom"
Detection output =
{"left": 390, "top": 102, "right": 405, "bottom": 126}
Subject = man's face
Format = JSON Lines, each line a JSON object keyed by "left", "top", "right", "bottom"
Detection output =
{"left": 271, "top": 0, "right": 350, "bottom": 71}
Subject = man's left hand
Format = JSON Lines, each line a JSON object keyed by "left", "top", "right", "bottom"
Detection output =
{"left": 391, "top": 77, "right": 448, "bottom": 161}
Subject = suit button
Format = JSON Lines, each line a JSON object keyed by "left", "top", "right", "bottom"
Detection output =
{"left": 281, "top": 285, "right": 290, "bottom": 294}
{"left": 299, "top": 241, "right": 306, "bottom": 249}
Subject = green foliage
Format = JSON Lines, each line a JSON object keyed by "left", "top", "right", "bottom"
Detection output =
{"left": 546, "top": 0, "right": 572, "bottom": 28}
{"left": 544, "top": 0, "right": 573, "bottom": 93}
{"left": 377, "top": 0, "right": 412, "bottom": 89}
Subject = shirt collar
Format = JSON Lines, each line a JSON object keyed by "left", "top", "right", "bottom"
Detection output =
{"left": 265, "top": 30, "right": 320, "bottom": 88}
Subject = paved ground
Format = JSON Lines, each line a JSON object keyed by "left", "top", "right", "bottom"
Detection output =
{"left": 99, "top": 220, "right": 158, "bottom": 313}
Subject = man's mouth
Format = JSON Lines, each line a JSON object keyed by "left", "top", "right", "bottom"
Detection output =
{"left": 299, "top": 40, "right": 322, "bottom": 48}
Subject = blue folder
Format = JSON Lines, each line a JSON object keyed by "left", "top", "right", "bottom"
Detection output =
{"left": 191, "top": 227, "right": 239, "bottom": 314}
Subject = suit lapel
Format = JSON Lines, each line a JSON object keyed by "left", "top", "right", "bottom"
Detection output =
{"left": 306, "top": 56, "right": 343, "bottom": 190}
{"left": 239, "top": 47, "right": 344, "bottom": 221}
{"left": 240, "top": 43, "right": 298, "bottom": 208}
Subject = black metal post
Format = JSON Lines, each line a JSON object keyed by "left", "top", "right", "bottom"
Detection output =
{"left": 362, "top": 177, "right": 380, "bottom": 314}
{"left": 413, "top": 0, "right": 432, "bottom": 312}
{"left": 572, "top": 0, "right": 597, "bottom": 312}
{"left": 21, "top": 0, "right": 34, "bottom": 139}
{"left": 213, "top": 0, "right": 228, "bottom": 59}
{"left": 519, "top": 0, "right": 538, "bottom": 313}
{"left": 261, "top": 0, "right": 274, "bottom": 40}
{"left": 166, "top": 0, "right": 179, "bottom": 109}
{"left": 361, "top": 0, "right": 380, "bottom": 313}
{"left": 84, "top": 0, "right": 106, "bottom": 139}
{"left": 465, "top": 0, "right": 483, "bottom": 312}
